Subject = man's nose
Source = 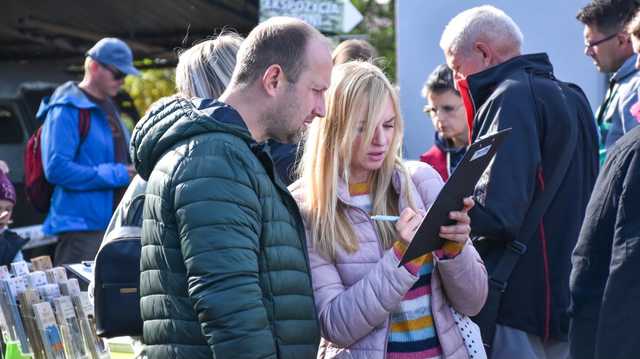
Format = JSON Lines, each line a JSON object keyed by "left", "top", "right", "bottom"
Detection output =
{"left": 584, "top": 45, "right": 593, "bottom": 57}
{"left": 314, "top": 98, "right": 326, "bottom": 118}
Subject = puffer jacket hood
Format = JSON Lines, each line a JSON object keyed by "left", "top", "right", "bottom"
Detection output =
{"left": 130, "top": 96, "right": 252, "bottom": 180}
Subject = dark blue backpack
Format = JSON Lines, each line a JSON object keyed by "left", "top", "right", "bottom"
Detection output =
{"left": 93, "top": 194, "right": 144, "bottom": 338}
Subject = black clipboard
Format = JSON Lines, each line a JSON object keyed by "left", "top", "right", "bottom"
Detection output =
{"left": 400, "top": 128, "right": 512, "bottom": 265}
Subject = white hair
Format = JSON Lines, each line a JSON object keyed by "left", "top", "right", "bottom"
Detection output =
{"left": 440, "top": 5, "right": 524, "bottom": 56}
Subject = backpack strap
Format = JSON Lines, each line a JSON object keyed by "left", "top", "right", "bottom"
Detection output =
{"left": 72, "top": 108, "right": 91, "bottom": 161}
{"left": 78, "top": 108, "right": 91, "bottom": 139}
{"left": 122, "top": 194, "right": 145, "bottom": 227}
{"left": 489, "top": 76, "right": 579, "bottom": 292}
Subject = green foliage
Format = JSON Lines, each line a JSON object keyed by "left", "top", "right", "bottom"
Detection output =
{"left": 351, "top": 0, "right": 396, "bottom": 82}
{"left": 122, "top": 68, "right": 175, "bottom": 116}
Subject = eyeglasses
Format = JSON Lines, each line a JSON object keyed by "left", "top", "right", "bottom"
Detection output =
{"left": 100, "top": 62, "right": 126, "bottom": 81}
{"left": 585, "top": 33, "right": 618, "bottom": 50}
{"left": 423, "top": 104, "right": 462, "bottom": 117}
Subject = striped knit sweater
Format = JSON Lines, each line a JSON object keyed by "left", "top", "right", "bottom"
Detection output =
{"left": 389, "top": 242, "right": 442, "bottom": 359}
{"left": 349, "top": 182, "right": 462, "bottom": 358}
{"left": 389, "top": 234, "right": 463, "bottom": 359}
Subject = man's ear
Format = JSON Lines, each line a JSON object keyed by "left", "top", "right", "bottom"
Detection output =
{"left": 88, "top": 60, "right": 101, "bottom": 75}
{"left": 475, "top": 42, "right": 492, "bottom": 66}
{"left": 262, "top": 64, "right": 285, "bottom": 97}
{"left": 618, "top": 32, "right": 631, "bottom": 46}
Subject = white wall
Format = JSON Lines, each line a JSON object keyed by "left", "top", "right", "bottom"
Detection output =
{"left": 396, "top": 0, "right": 607, "bottom": 159}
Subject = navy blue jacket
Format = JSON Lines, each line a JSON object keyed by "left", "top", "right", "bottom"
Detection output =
{"left": 569, "top": 126, "right": 640, "bottom": 359}
{"left": 465, "top": 54, "right": 599, "bottom": 341}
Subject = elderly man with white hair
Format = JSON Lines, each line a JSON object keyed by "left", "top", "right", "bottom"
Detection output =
{"left": 439, "top": 6, "right": 599, "bottom": 359}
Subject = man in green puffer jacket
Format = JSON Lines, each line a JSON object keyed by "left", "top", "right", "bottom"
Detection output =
{"left": 129, "top": 17, "right": 333, "bottom": 359}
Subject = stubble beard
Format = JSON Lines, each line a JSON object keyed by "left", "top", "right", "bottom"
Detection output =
{"left": 263, "top": 93, "right": 304, "bottom": 144}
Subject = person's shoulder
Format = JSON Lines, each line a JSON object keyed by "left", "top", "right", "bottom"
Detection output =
{"left": 420, "top": 145, "right": 443, "bottom": 161}
{"left": 403, "top": 161, "right": 444, "bottom": 187}
{"left": 1, "top": 229, "right": 27, "bottom": 243}
{"left": 288, "top": 178, "right": 306, "bottom": 203}
{"left": 498, "top": 71, "right": 535, "bottom": 94}
{"left": 600, "top": 127, "right": 640, "bottom": 186}
{"left": 617, "top": 69, "right": 640, "bottom": 101}
{"left": 47, "top": 81, "right": 95, "bottom": 109}
{"left": 486, "top": 74, "right": 534, "bottom": 108}
{"left": 609, "top": 126, "right": 640, "bottom": 158}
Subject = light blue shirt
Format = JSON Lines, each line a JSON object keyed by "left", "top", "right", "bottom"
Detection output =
{"left": 598, "top": 54, "right": 640, "bottom": 150}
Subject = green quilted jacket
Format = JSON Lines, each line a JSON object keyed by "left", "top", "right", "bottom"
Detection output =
{"left": 130, "top": 97, "right": 320, "bottom": 359}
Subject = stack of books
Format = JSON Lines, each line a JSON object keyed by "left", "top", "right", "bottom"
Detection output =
{"left": 0, "top": 256, "right": 110, "bottom": 359}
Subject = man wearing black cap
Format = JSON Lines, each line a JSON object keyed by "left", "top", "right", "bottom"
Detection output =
{"left": 37, "top": 37, "right": 139, "bottom": 265}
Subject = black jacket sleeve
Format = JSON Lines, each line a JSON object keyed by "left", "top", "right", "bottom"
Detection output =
{"left": 569, "top": 138, "right": 640, "bottom": 359}
{"left": 469, "top": 83, "right": 542, "bottom": 242}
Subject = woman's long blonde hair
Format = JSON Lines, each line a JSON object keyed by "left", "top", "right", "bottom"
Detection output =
{"left": 298, "top": 61, "right": 415, "bottom": 259}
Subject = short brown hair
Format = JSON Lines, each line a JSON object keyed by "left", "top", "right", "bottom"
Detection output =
{"left": 628, "top": 8, "right": 640, "bottom": 38}
{"left": 332, "top": 39, "right": 378, "bottom": 65}
{"left": 576, "top": 0, "right": 639, "bottom": 33}
{"left": 232, "top": 17, "right": 319, "bottom": 86}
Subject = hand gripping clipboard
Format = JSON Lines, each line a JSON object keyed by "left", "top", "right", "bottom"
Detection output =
{"left": 400, "top": 128, "right": 512, "bottom": 265}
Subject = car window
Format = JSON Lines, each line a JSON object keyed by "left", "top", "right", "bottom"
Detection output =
{"left": 0, "top": 105, "right": 24, "bottom": 144}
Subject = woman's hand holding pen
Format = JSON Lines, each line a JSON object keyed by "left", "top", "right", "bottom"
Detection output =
{"left": 439, "top": 196, "right": 474, "bottom": 243}
{"left": 395, "top": 208, "right": 425, "bottom": 245}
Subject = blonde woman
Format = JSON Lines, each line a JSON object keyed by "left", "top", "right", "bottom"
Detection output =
{"left": 290, "top": 61, "right": 488, "bottom": 359}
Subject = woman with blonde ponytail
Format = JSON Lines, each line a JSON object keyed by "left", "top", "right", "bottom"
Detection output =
{"left": 290, "top": 61, "right": 488, "bottom": 359}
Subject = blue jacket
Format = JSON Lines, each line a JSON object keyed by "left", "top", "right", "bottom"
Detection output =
{"left": 37, "top": 81, "right": 130, "bottom": 235}
{"left": 597, "top": 54, "right": 640, "bottom": 159}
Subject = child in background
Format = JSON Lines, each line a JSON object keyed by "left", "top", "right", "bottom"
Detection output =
{"left": 0, "top": 167, "right": 28, "bottom": 266}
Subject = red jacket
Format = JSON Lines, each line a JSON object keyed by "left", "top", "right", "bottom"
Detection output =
{"left": 420, "top": 145, "right": 448, "bottom": 181}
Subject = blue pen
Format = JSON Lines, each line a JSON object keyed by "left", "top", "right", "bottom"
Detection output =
{"left": 370, "top": 215, "right": 400, "bottom": 222}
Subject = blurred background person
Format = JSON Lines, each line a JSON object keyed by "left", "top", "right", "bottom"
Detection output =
{"left": 38, "top": 38, "right": 140, "bottom": 266}
{"left": 174, "top": 32, "right": 243, "bottom": 100}
{"left": 0, "top": 161, "right": 8, "bottom": 175}
{"left": 631, "top": 7, "right": 640, "bottom": 121}
{"left": 291, "top": 61, "right": 486, "bottom": 359}
{"left": 577, "top": 0, "right": 640, "bottom": 163}
{"left": 0, "top": 167, "right": 28, "bottom": 266}
{"left": 332, "top": 38, "right": 379, "bottom": 65}
{"left": 102, "top": 31, "right": 243, "bottom": 245}
{"left": 569, "top": 9, "right": 640, "bottom": 359}
{"left": 419, "top": 64, "right": 469, "bottom": 181}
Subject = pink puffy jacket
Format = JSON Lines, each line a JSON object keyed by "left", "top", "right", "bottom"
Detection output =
{"left": 290, "top": 161, "right": 488, "bottom": 359}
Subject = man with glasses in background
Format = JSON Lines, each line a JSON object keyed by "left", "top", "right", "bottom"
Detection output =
{"left": 38, "top": 38, "right": 138, "bottom": 265}
{"left": 577, "top": 0, "right": 640, "bottom": 162}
